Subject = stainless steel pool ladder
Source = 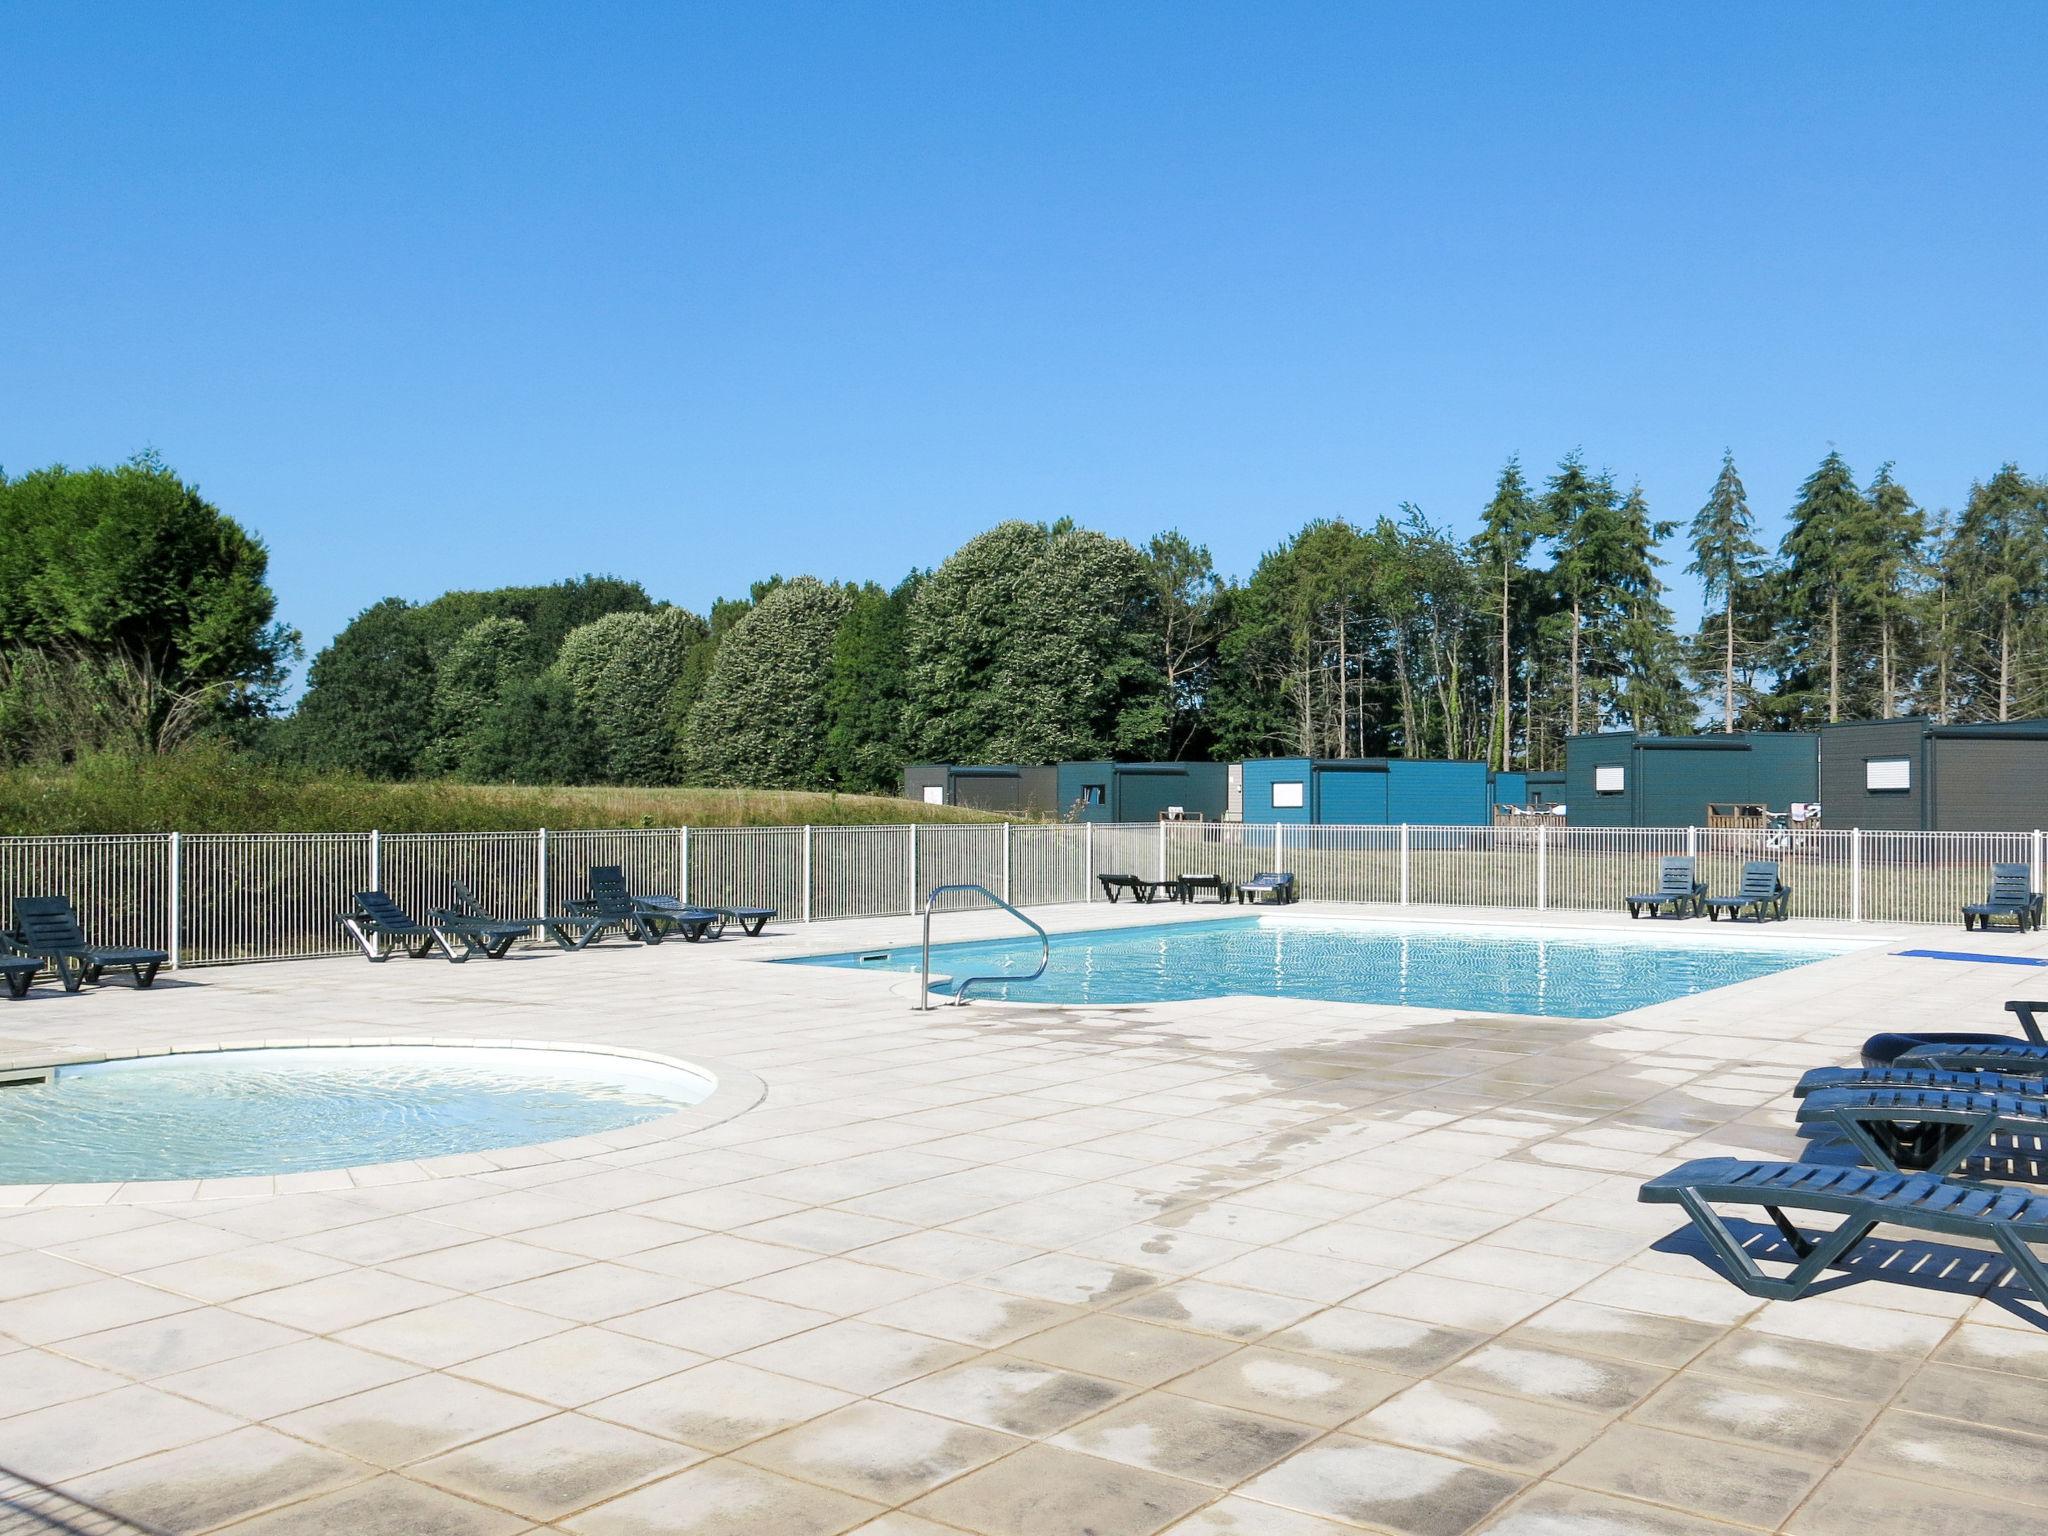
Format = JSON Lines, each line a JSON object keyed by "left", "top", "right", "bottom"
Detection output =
{"left": 920, "top": 884, "right": 1049, "bottom": 1010}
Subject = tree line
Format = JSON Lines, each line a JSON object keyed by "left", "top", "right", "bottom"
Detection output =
{"left": 4, "top": 451, "right": 2046, "bottom": 790}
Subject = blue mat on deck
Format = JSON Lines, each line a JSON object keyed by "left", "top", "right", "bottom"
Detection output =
{"left": 1896, "top": 948, "right": 2048, "bottom": 967}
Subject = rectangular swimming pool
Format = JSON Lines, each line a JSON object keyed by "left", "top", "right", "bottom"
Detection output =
{"left": 785, "top": 916, "right": 1864, "bottom": 1018}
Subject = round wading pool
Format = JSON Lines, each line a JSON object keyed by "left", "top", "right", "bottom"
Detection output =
{"left": 0, "top": 1044, "right": 714, "bottom": 1184}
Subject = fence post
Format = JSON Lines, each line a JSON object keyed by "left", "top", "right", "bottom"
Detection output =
{"left": 909, "top": 824, "right": 920, "bottom": 913}
{"left": 1686, "top": 825, "right": 1698, "bottom": 858}
{"left": 802, "top": 826, "right": 813, "bottom": 924}
{"left": 369, "top": 827, "right": 381, "bottom": 891}
{"left": 1537, "top": 823, "right": 1548, "bottom": 911}
{"left": 1157, "top": 819, "right": 1167, "bottom": 883}
{"left": 2035, "top": 830, "right": 2045, "bottom": 899}
{"left": 1275, "top": 823, "right": 1286, "bottom": 874}
{"left": 679, "top": 826, "right": 690, "bottom": 905}
{"left": 537, "top": 827, "right": 548, "bottom": 918}
{"left": 166, "top": 835, "right": 181, "bottom": 966}
{"left": 1002, "top": 822, "right": 1012, "bottom": 905}
{"left": 1399, "top": 824, "right": 1410, "bottom": 906}
{"left": 1084, "top": 822, "right": 1094, "bottom": 902}
{"left": 1850, "top": 828, "right": 1862, "bottom": 923}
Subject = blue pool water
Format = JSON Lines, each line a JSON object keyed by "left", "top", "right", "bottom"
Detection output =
{"left": 0, "top": 1045, "right": 712, "bottom": 1184}
{"left": 788, "top": 916, "right": 1857, "bottom": 1016}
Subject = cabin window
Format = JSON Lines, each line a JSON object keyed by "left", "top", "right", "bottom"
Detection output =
{"left": 1081, "top": 784, "right": 1107, "bottom": 806}
{"left": 1866, "top": 757, "right": 1911, "bottom": 792}
{"left": 922, "top": 786, "right": 945, "bottom": 805}
{"left": 1272, "top": 781, "right": 1306, "bottom": 809}
{"left": 1594, "top": 766, "right": 1625, "bottom": 794}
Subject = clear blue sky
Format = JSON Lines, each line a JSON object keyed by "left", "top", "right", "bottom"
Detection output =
{"left": 5, "top": 2, "right": 2045, "bottom": 693}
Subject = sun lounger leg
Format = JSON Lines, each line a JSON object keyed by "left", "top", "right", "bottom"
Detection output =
{"left": 1674, "top": 1189, "right": 1874, "bottom": 1299}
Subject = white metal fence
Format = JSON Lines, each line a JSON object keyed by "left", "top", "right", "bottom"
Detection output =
{"left": 2, "top": 821, "right": 2041, "bottom": 969}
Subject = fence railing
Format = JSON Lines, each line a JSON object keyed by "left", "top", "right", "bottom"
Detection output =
{"left": 1, "top": 821, "right": 2040, "bottom": 969}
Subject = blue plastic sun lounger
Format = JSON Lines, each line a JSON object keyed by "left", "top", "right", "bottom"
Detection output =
{"left": 343, "top": 891, "right": 515, "bottom": 962}
{"left": 1625, "top": 856, "right": 1706, "bottom": 919}
{"left": 9, "top": 896, "right": 167, "bottom": 992}
{"left": 1798, "top": 1084, "right": 2048, "bottom": 1175}
{"left": 630, "top": 892, "right": 729, "bottom": 941}
{"left": 0, "top": 953, "right": 42, "bottom": 998}
{"left": 1963, "top": 864, "right": 2045, "bottom": 933}
{"left": 1704, "top": 860, "right": 1790, "bottom": 922}
{"left": 1236, "top": 871, "right": 1296, "bottom": 905}
{"left": 1098, "top": 874, "right": 1166, "bottom": 904}
{"left": 1641, "top": 1156, "right": 2048, "bottom": 1307}
{"left": 1796, "top": 1062, "right": 2048, "bottom": 1099}
{"left": 1861, "top": 1000, "right": 2048, "bottom": 1068}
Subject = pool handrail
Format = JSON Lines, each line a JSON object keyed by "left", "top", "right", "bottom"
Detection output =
{"left": 920, "top": 883, "right": 1049, "bottom": 1010}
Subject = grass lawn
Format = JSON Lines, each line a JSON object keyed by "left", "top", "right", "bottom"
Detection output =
{"left": 0, "top": 749, "right": 1016, "bottom": 835}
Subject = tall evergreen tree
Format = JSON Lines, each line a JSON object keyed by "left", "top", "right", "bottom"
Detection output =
{"left": 1607, "top": 483, "right": 1685, "bottom": 733}
{"left": 1473, "top": 459, "right": 1542, "bottom": 769}
{"left": 1938, "top": 465, "right": 2048, "bottom": 721}
{"left": 1685, "top": 450, "right": 1767, "bottom": 731}
{"left": 1542, "top": 454, "right": 1606, "bottom": 738}
{"left": 1857, "top": 464, "right": 1928, "bottom": 719}
{"left": 1777, "top": 451, "right": 1870, "bottom": 724}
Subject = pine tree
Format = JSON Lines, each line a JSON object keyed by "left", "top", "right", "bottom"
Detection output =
{"left": 1778, "top": 451, "right": 1870, "bottom": 724}
{"left": 1857, "top": 465, "right": 1927, "bottom": 719}
{"left": 1685, "top": 451, "right": 1767, "bottom": 731}
{"left": 1473, "top": 459, "right": 1542, "bottom": 769}
{"left": 1607, "top": 483, "right": 1685, "bottom": 733}
{"left": 1543, "top": 453, "right": 1607, "bottom": 738}
{"left": 1939, "top": 466, "right": 2048, "bottom": 721}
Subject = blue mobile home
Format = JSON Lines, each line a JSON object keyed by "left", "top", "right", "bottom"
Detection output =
{"left": 1562, "top": 731, "right": 1820, "bottom": 828}
{"left": 1239, "top": 758, "right": 1494, "bottom": 825}
{"left": 1055, "top": 761, "right": 1231, "bottom": 823}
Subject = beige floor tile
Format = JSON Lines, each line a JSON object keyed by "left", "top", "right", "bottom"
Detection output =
{"left": 1503, "top": 1299, "right": 1723, "bottom": 1367}
{"left": 606, "top": 1288, "right": 832, "bottom": 1353}
{"left": 737, "top": 1319, "right": 975, "bottom": 1393}
{"left": 1199, "top": 1247, "right": 1395, "bottom": 1303}
{"left": 1847, "top": 1408, "right": 2048, "bottom": 1508}
{"left": 230, "top": 1268, "right": 459, "bottom": 1332}
{"left": 1479, "top": 1484, "right": 1750, "bottom": 1536}
{"left": 1113, "top": 1279, "right": 1323, "bottom": 1340}
{"left": 484, "top": 1260, "right": 701, "bottom": 1322}
{"left": 272, "top": 1373, "right": 554, "bottom": 1465}
{"left": 1353, "top": 1380, "right": 1604, "bottom": 1473}
{"left": 1166, "top": 1344, "right": 1409, "bottom": 1428}
{"left": 1269, "top": 1306, "right": 1486, "bottom": 1373}
{"left": 883, "top": 1354, "right": 1135, "bottom": 1436}
{"left": 336, "top": 1294, "right": 569, "bottom": 1368}
{"left": 738, "top": 1256, "right": 941, "bottom": 1312}
{"left": 736, "top": 1400, "right": 1023, "bottom": 1501}
{"left": 0, "top": 1274, "right": 196, "bottom": 1344}
{"left": 413, "top": 1411, "right": 704, "bottom": 1520}
{"left": 1006, "top": 1313, "right": 1237, "bottom": 1387}
{"left": 136, "top": 1241, "right": 351, "bottom": 1303}
{"left": 54, "top": 1305, "right": 303, "bottom": 1378}
{"left": 200, "top": 1471, "right": 533, "bottom": 1534}
{"left": 1237, "top": 1435, "right": 1525, "bottom": 1536}
{"left": 1629, "top": 1372, "right": 1877, "bottom": 1459}
{"left": 159, "top": 1336, "right": 419, "bottom": 1419}
{"left": 64, "top": 1425, "right": 369, "bottom": 1532}
{"left": 0, "top": 1383, "right": 240, "bottom": 1483}
{"left": 590, "top": 1358, "right": 854, "bottom": 1450}
{"left": 863, "top": 1281, "right": 1079, "bottom": 1346}
{"left": 0, "top": 1346, "right": 128, "bottom": 1416}
{"left": 1161, "top": 1495, "right": 1376, "bottom": 1535}
{"left": 1931, "top": 1321, "right": 2048, "bottom": 1381}
{"left": 453, "top": 1325, "right": 701, "bottom": 1406}
{"left": 1788, "top": 1466, "right": 2048, "bottom": 1536}
{"left": 1691, "top": 1326, "right": 1920, "bottom": 1401}
{"left": 562, "top": 1458, "right": 882, "bottom": 1536}
{"left": 1437, "top": 1341, "right": 1669, "bottom": 1414}
{"left": 908, "top": 1442, "right": 1211, "bottom": 1536}
{"left": 1052, "top": 1390, "right": 1315, "bottom": 1486}
{"left": 384, "top": 1236, "right": 584, "bottom": 1290}
{"left": 1554, "top": 1419, "right": 1827, "bottom": 1529}
{"left": 1347, "top": 1274, "right": 1550, "bottom": 1332}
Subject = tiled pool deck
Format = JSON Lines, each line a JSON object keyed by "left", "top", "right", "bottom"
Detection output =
{"left": 3, "top": 902, "right": 2047, "bottom": 1536}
